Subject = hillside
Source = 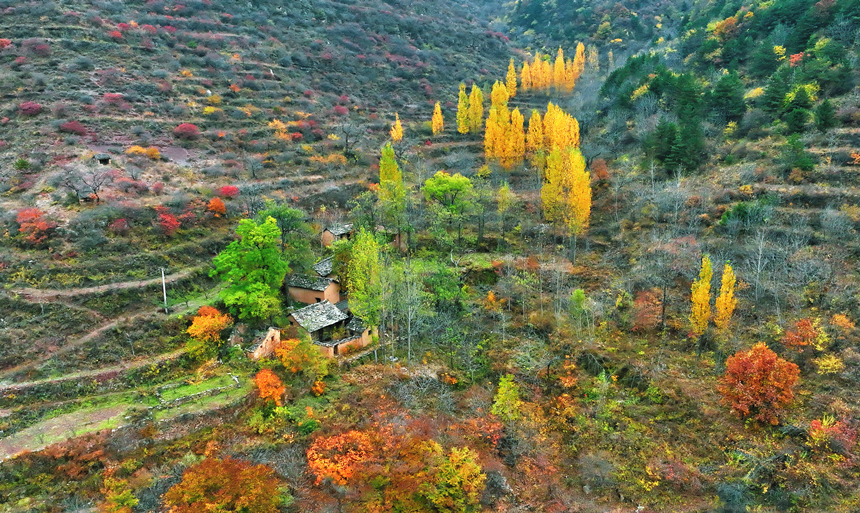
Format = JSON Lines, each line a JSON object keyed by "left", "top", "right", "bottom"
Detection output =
{"left": 2, "top": 0, "right": 860, "bottom": 512}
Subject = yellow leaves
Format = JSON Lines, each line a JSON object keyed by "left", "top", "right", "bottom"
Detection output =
{"left": 126, "top": 145, "right": 161, "bottom": 159}
{"left": 431, "top": 102, "right": 443, "bottom": 135}
{"left": 309, "top": 153, "right": 348, "bottom": 165}
{"left": 268, "top": 119, "right": 290, "bottom": 140}
{"left": 773, "top": 45, "right": 786, "bottom": 60}
{"left": 467, "top": 84, "right": 484, "bottom": 133}
{"left": 179, "top": 69, "right": 193, "bottom": 77}
{"left": 206, "top": 94, "right": 222, "bottom": 105}
{"left": 456, "top": 83, "right": 469, "bottom": 134}
{"left": 390, "top": 112, "right": 403, "bottom": 142}
{"left": 689, "top": 255, "right": 712, "bottom": 338}
{"left": 541, "top": 147, "right": 590, "bottom": 236}
{"left": 202, "top": 106, "right": 222, "bottom": 116}
{"left": 813, "top": 354, "right": 845, "bottom": 375}
{"left": 713, "top": 262, "right": 737, "bottom": 334}
{"left": 630, "top": 83, "right": 650, "bottom": 101}
{"left": 520, "top": 61, "right": 532, "bottom": 92}
{"left": 506, "top": 58, "right": 517, "bottom": 98}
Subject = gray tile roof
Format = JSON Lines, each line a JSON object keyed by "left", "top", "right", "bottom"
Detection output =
{"left": 314, "top": 256, "right": 334, "bottom": 277}
{"left": 290, "top": 301, "right": 348, "bottom": 332}
{"left": 326, "top": 223, "right": 353, "bottom": 236}
{"left": 286, "top": 274, "right": 333, "bottom": 291}
{"left": 347, "top": 315, "right": 365, "bottom": 333}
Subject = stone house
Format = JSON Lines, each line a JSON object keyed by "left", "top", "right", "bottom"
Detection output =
{"left": 286, "top": 274, "right": 340, "bottom": 305}
{"left": 288, "top": 300, "right": 371, "bottom": 357}
{"left": 321, "top": 223, "right": 353, "bottom": 247}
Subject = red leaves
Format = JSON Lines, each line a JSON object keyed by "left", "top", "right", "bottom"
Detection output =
{"left": 59, "top": 120, "right": 87, "bottom": 135}
{"left": 174, "top": 123, "right": 200, "bottom": 140}
{"left": 219, "top": 185, "right": 240, "bottom": 198}
{"left": 718, "top": 343, "right": 800, "bottom": 425}
{"left": 17, "top": 208, "right": 55, "bottom": 245}
{"left": 18, "top": 101, "right": 43, "bottom": 116}
{"left": 782, "top": 318, "right": 817, "bottom": 349}
{"left": 157, "top": 211, "right": 180, "bottom": 236}
{"left": 162, "top": 458, "right": 281, "bottom": 513}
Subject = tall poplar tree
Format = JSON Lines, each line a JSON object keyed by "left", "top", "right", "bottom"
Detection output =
{"left": 506, "top": 58, "right": 518, "bottom": 98}
{"left": 690, "top": 255, "right": 713, "bottom": 339}
{"left": 378, "top": 143, "right": 405, "bottom": 232}
{"left": 390, "top": 112, "right": 403, "bottom": 142}
{"left": 348, "top": 228, "right": 382, "bottom": 329}
{"left": 714, "top": 262, "right": 737, "bottom": 334}
{"left": 553, "top": 48, "right": 566, "bottom": 91}
{"left": 521, "top": 61, "right": 532, "bottom": 92}
{"left": 456, "top": 83, "right": 469, "bottom": 134}
{"left": 432, "top": 102, "right": 444, "bottom": 135}
{"left": 468, "top": 84, "right": 484, "bottom": 133}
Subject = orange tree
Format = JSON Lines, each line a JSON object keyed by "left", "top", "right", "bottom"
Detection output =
{"left": 162, "top": 458, "right": 283, "bottom": 513}
{"left": 255, "top": 369, "right": 285, "bottom": 406}
{"left": 718, "top": 343, "right": 800, "bottom": 425}
{"left": 186, "top": 306, "right": 233, "bottom": 359}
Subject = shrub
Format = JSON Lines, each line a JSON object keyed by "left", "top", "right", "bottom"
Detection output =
{"left": 207, "top": 197, "right": 226, "bottom": 216}
{"left": 333, "top": 105, "right": 349, "bottom": 116}
{"left": 718, "top": 343, "right": 800, "bottom": 425}
{"left": 18, "top": 102, "right": 43, "bottom": 116}
{"left": 162, "top": 458, "right": 282, "bottom": 513}
{"left": 17, "top": 208, "right": 56, "bottom": 245}
{"left": 59, "top": 121, "right": 87, "bottom": 136}
{"left": 155, "top": 207, "right": 180, "bottom": 236}
{"left": 219, "top": 185, "right": 239, "bottom": 198}
{"left": 174, "top": 123, "right": 200, "bottom": 140}
{"left": 108, "top": 218, "right": 130, "bottom": 235}
{"left": 107, "top": 30, "right": 123, "bottom": 40}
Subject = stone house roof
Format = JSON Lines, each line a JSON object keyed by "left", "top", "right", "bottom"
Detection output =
{"left": 290, "top": 301, "right": 348, "bottom": 333}
{"left": 325, "top": 223, "right": 353, "bottom": 236}
{"left": 286, "top": 274, "right": 334, "bottom": 291}
{"left": 314, "top": 256, "right": 334, "bottom": 277}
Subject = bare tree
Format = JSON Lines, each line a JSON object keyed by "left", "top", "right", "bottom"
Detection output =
{"left": 60, "top": 166, "right": 116, "bottom": 203}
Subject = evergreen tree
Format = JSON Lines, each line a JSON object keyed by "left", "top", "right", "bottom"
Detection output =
{"left": 814, "top": 99, "right": 837, "bottom": 132}
{"left": 710, "top": 71, "right": 746, "bottom": 122}
{"left": 763, "top": 68, "right": 792, "bottom": 114}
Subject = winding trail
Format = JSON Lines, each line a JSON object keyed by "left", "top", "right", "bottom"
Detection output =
{"left": 11, "top": 266, "right": 206, "bottom": 300}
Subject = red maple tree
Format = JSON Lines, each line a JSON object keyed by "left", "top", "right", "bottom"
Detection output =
{"left": 718, "top": 343, "right": 800, "bottom": 425}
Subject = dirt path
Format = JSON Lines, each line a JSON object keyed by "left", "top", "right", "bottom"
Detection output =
{"left": 0, "top": 404, "right": 129, "bottom": 460}
{"left": 0, "top": 291, "right": 215, "bottom": 383}
{"left": 0, "top": 349, "right": 186, "bottom": 393}
{"left": 11, "top": 266, "right": 205, "bottom": 300}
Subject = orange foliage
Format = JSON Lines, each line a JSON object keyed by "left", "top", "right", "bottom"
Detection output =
{"left": 162, "top": 458, "right": 281, "bottom": 513}
{"left": 207, "top": 197, "right": 226, "bottom": 216}
{"left": 17, "top": 208, "right": 55, "bottom": 245}
{"left": 187, "top": 306, "right": 233, "bottom": 343}
{"left": 255, "top": 369, "right": 285, "bottom": 406}
{"left": 307, "top": 430, "right": 374, "bottom": 485}
{"left": 718, "top": 343, "right": 800, "bottom": 425}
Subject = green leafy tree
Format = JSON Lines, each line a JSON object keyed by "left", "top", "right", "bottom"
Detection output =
{"left": 418, "top": 443, "right": 486, "bottom": 513}
{"left": 347, "top": 228, "right": 382, "bottom": 328}
{"left": 211, "top": 217, "right": 289, "bottom": 321}
{"left": 423, "top": 171, "right": 474, "bottom": 242}
{"left": 256, "top": 202, "right": 313, "bottom": 272}
{"left": 378, "top": 142, "right": 406, "bottom": 233}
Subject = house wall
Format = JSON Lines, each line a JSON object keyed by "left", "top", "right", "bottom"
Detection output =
{"left": 321, "top": 230, "right": 336, "bottom": 247}
{"left": 334, "top": 328, "right": 372, "bottom": 356}
{"left": 317, "top": 344, "right": 335, "bottom": 358}
{"left": 251, "top": 328, "right": 281, "bottom": 360}
{"left": 287, "top": 282, "right": 340, "bottom": 305}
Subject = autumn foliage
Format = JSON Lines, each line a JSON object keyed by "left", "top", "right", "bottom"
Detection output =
{"left": 173, "top": 123, "right": 200, "bottom": 139}
{"left": 17, "top": 208, "right": 55, "bottom": 245}
{"left": 718, "top": 343, "right": 800, "bottom": 425}
{"left": 207, "top": 197, "right": 226, "bottom": 216}
{"left": 689, "top": 255, "right": 712, "bottom": 338}
{"left": 162, "top": 458, "right": 282, "bottom": 513}
{"left": 255, "top": 369, "right": 285, "bottom": 406}
{"left": 187, "top": 306, "right": 233, "bottom": 344}
{"left": 307, "top": 430, "right": 374, "bottom": 485}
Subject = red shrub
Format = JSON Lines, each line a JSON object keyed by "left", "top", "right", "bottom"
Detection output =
{"left": 150, "top": 182, "right": 164, "bottom": 195}
{"left": 108, "top": 218, "right": 130, "bottom": 234}
{"left": 333, "top": 105, "right": 349, "bottom": 116}
{"left": 174, "top": 123, "right": 200, "bottom": 140}
{"left": 59, "top": 121, "right": 87, "bottom": 136}
{"left": 17, "top": 208, "right": 55, "bottom": 245}
{"left": 30, "top": 43, "right": 51, "bottom": 57}
{"left": 290, "top": 132, "right": 303, "bottom": 141}
{"left": 219, "top": 185, "right": 239, "bottom": 198}
{"left": 116, "top": 22, "right": 130, "bottom": 31}
{"left": 303, "top": 89, "right": 314, "bottom": 97}
{"left": 161, "top": 25, "right": 177, "bottom": 34}
{"left": 141, "top": 24, "right": 157, "bottom": 34}
{"left": 0, "top": 39, "right": 12, "bottom": 49}
{"left": 18, "top": 101, "right": 43, "bottom": 116}
{"left": 718, "top": 343, "right": 800, "bottom": 425}
{"left": 103, "top": 93, "right": 124, "bottom": 105}
{"left": 13, "top": 56, "right": 27, "bottom": 65}
{"left": 107, "top": 30, "right": 123, "bottom": 40}
{"left": 157, "top": 210, "right": 180, "bottom": 236}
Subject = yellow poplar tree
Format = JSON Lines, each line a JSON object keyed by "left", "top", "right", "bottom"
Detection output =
{"left": 468, "top": 84, "right": 484, "bottom": 133}
{"left": 585, "top": 44, "right": 599, "bottom": 73}
{"left": 390, "top": 112, "right": 403, "bottom": 142}
{"left": 571, "top": 42, "right": 586, "bottom": 83}
{"left": 714, "top": 262, "right": 737, "bottom": 334}
{"left": 505, "top": 107, "right": 525, "bottom": 169}
{"left": 521, "top": 61, "right": 532, "bottom": 92}
{"left": 553, "top": 48, "right": 566, "bottom": 91}
{"left": 432, "top": 102, "right": 444, "bottom": 135}
{"left": 566, "top": 148, "right": 591, "bottom": 238}
{"left": 541, "top": 147, "right": 591, "bottom": 260}
{"left": 527, "top": 110, "right": 545, "bottom": 170}
{"left": 484, "top": 107, "right": 500, "bottom": 159}
{"left": 506, "top": 58, "right": 518, "bottom": 98}
{"left": 456, "top": 83, "right": 469, "bottom": 134}
{"left": 690, "top": 255, "right": 713, "bottom": 338}
{"left": 539, "top": 55, "right": 552, "bottom": 92}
